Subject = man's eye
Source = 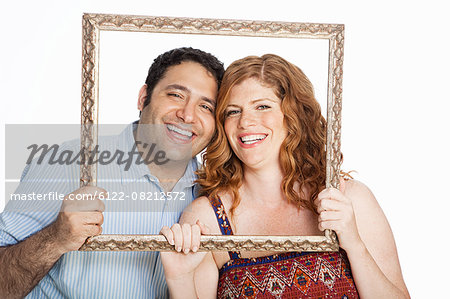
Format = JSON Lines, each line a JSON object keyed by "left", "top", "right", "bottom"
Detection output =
{"left": 201, "top": 104, "right": 214, "bottom": 113}
{"left": 168, "top": 93, "right": 182, "bottom": 98}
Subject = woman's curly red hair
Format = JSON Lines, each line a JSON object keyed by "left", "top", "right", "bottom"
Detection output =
{"left": 196, "top": 54, "right": 326, "bottom": 217}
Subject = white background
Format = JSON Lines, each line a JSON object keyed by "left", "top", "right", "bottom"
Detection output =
{"left": 1, "top": 0, "right": 449, "bottom": 297}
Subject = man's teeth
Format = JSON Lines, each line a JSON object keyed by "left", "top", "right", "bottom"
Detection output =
{"left": 167, "top": 124, "right": 193, "bottom": 139}
{"left": 240, "top": 135, "right": 266, "bottom": 144}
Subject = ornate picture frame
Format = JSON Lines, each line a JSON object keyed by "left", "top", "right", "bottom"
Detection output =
{"left": 79, "top": 13, "right": 344, "bottom": 252}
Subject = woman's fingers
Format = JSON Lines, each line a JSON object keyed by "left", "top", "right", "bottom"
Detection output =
{"left": 160, "top": 226, "right": 174, "bottom": 246}
{"left": 191, "top": 224, "right": 201, "bottom": 253}
{"left": 316, "top": 198, "right": 343, "bottom": 213}
{"left": 318, "top": 219, "right": 342, "bottom": 231}
{"left": 318, "top": 210, "right": 341, "bottom": 222}
{"left": 315, "top": 186, "right": 352, "bottom": 214}
{"left": 196, "top": 219, "right": 210, "bottom": 235}
{"left": 171, "top": 223, "right": 183, "bottom": 252}
{"left": 318, "top": 187, "right": 346, "bottom": 202}
{"left": 181, "top": 223, "right": 192, "bottom": 254}
{"left": 160, "top": 222, "right": 208, "bottom": 254}
{"left": 314, "top": 183, "right": 364, "bottom": 251}
{"left": 317, "top": 209, "right": 348, "bottom": 232}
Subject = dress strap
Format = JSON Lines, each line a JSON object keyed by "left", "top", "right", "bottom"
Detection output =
{"left": 209, "top": 196, "right": 240, "bottom": 260}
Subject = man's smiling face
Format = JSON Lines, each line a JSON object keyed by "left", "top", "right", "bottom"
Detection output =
{"left": 137, "top": 61, "right": 218, "bottom": 162}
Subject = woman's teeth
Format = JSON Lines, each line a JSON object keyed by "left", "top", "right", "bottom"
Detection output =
{"left": 240, "top": 134, "right": 266, "bottom": 144}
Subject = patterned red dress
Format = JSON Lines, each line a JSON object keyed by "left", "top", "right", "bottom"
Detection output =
{"left": 210, "top": 196, "right": 360, "bottom": 299}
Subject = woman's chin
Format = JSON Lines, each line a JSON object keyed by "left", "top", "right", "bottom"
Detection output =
{"left": 241, "top": 157, "right": 275, "bottom": 170}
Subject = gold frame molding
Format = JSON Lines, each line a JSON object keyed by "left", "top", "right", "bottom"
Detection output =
{"left": 79, "top": 13, "right": 344, "bottom": 252}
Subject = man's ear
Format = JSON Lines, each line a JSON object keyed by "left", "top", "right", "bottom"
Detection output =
{"left": 137, "top": 84, "right": 148, "bottom": 111}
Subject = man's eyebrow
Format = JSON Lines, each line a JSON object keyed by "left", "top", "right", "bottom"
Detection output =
{"left": 202, "top": 97, "right": 216, "bottom": 107}
{"left": 165, "top": 84, "right": 190, "bottom": 93}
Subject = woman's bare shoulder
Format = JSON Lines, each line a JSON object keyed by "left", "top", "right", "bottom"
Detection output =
{"left": 343, "top": 179, "right": 380, "bottom": 210}
{"left": 344, "top": 179, "right": 391, "bottom": 226}
{"left": 344, "top": 179, "right": 394, "bottom": 247}
{"left": 344, "top": 179, "right": 373, "bottom": 195}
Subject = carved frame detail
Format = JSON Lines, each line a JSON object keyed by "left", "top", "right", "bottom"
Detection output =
{"left": 79, "top": 13, "right": 344, "bottom": 252}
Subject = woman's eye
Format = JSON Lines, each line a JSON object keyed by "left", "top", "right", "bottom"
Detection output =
{"left": 257, "top": 105, "right": 270, "bottom": 110}
{"left": 225, "top": 110, "right": 239, "bottom": 117}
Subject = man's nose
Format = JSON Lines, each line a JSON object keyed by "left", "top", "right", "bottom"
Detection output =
{"left": 176, "top": 100, "right": 196, "bottom": 124}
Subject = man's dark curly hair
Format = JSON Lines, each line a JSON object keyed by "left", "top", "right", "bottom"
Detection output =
{"left": 141, "top": 47, "right": 225, "bottom": 111}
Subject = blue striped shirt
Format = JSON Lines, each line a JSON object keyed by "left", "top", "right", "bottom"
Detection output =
{"left": 0, "top": 123, "right": 198, "bottom": 298}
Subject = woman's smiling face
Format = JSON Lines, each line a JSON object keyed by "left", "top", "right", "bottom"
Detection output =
{"left": 224, "top": 77, "right": 287, "bottom": 169}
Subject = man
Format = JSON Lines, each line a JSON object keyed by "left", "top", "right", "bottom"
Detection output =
{"left": 0, "top": 47, "right": 224, "bottom": 298}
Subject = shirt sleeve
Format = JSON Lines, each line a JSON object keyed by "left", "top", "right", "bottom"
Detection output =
{"left": 0, "top": 140, "right": 80, "bottom": 246}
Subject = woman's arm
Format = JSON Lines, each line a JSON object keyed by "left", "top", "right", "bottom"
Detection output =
{"left": 162, "top": 250, "right": 218, "bottom": 299}
{"left": 316, "top": 179, "right": 410, "bottom": 298}
{"left": 161, "top": 197, "right": 221, "bottom": 299}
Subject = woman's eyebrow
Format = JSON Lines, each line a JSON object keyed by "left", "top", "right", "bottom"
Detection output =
{"left": 250, "top": 98, "right": 279, "bottom": 104}
{"left": 227, "top": 98, "right": 278, "bottom": 107}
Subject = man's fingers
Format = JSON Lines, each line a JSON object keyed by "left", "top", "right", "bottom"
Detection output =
{"left": 83, "top": 212, "right": 104, "bottom": 225}
{"left": 95, "top": 199, "right": 106, "bottom": 212}
{"left": 62, "top": 186, "right": 107, "bottom": 212}
{"left": 76, "top": 198, "right": 105, "bottom": 212}
{"left": 86, "top": 223, "right": 102, "bottom": 237}
{"left": 78, "top": 186, "right": 108, "bottom": 199}
{"left": 62, "top": 198, "right": 105, "bottom": 212}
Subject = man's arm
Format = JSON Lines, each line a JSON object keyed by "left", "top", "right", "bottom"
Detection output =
{"left": 0, "top": 223, "right": 65, "bottom": 299}
{"left": 0, "top": 187, "right": 105, "bottom": 299}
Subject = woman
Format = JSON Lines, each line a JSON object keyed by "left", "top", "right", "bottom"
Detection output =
{"left": 160, "top": 54, "right": 409, "bottom": 298}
